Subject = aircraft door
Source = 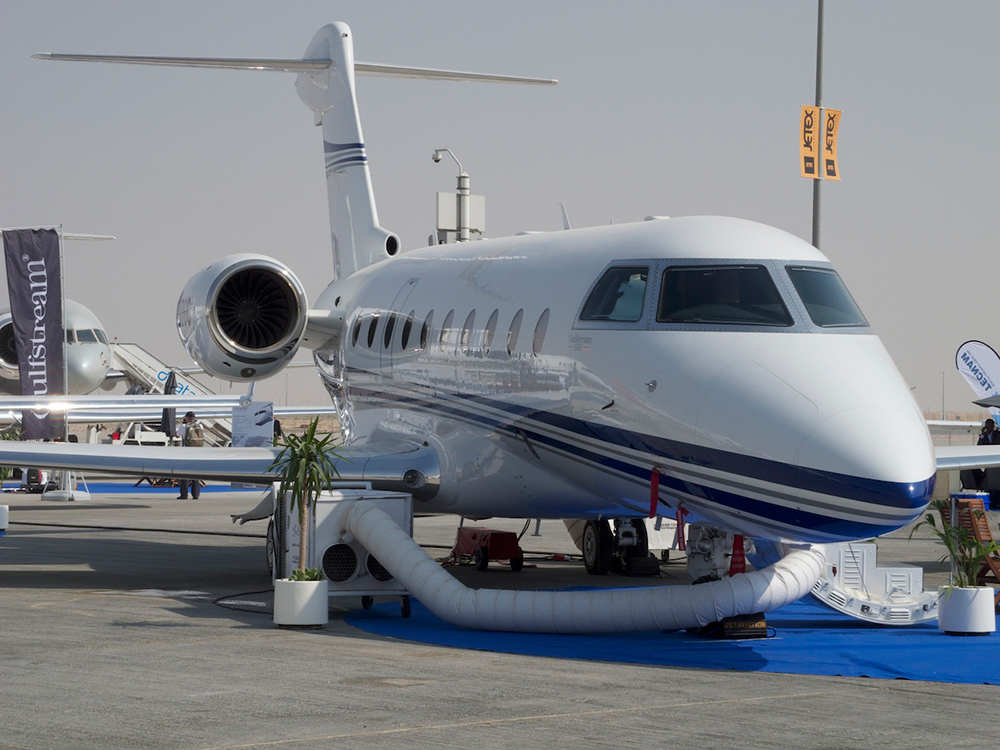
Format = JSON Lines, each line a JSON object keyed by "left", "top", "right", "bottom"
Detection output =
{"left": 380, "top": 278, "right": 418, "bottom": 374}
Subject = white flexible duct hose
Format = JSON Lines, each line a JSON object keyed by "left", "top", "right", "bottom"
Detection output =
{"left": 344, "top": 501, "right": 825, "bottom": 634}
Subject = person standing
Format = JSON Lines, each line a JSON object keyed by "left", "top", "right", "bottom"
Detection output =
{"left": 976, "top": 418, "right": 1000, "bottom": 507}
{"left": 177, "top": 411, "right": 204, "bottom": 500}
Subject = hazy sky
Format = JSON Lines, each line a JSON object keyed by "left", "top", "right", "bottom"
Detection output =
{"left": 1, "top": 1, "right": 998, "bottom": 413}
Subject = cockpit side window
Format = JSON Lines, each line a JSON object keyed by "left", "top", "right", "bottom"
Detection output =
{"left": 95, "top": 329, "right": 109, "bottom": 344}
{"left": 786, "top": 266, "right": 868, "bottom": 327}
{"left": 657, "top": 265, "right": 793, "bottom": 327}
{"left": 580, "top": 266, "right": 648, "bottom": 322}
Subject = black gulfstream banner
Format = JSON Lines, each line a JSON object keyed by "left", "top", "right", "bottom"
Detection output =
{"left": 2, "top": 228, "right": 65, "bottom": 439}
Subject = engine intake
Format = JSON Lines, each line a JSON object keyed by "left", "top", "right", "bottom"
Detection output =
{"left": 214, "top": 266, "right": 301, "bottom": 351}
{"left": 178, "top": 254, "right": 308, "bottom": 381}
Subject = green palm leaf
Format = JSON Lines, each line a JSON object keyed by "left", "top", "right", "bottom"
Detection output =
{"left": 267, "top": 417, "right": 341, "bottom": 577}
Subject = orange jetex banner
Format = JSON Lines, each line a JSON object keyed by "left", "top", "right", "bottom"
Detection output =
{"left": 800, "top": 105, "right": 820, "bottom": 179}
{"left": 823, "top": 108, "right": 842, "bottom": 181}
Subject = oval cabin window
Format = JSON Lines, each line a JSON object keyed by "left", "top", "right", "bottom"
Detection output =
{"left": 420, "top": 311, "right": 433, "bottom": 350}
{"left": 532, "top": 309, "right": 550, "bottom": 356}
{"left": 507, "top": 309, "right": 524, "bottom": 356}
{"left": 483, "top": 309, "right": 499, "bottom": 354}
{"left": 461, "top": 311, "right": 476, "bottom": 354}
{"left": 440, "top": 309, "right": 455, "bottom": 350}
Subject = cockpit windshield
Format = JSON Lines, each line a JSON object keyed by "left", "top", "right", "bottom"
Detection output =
{"left": 580, "top": 266, "right": 648, "bottom": 322}
{"left": 786, "top": 266, "right": 868, "bottom": 328}
{"left": 657, "top": 265, "right": 793, "bottom": 327}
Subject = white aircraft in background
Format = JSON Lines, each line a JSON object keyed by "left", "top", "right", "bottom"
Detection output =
{"left": 9, "top": 22, "right": 1000, "bottom": 579}
{"left": 0, "top": 296, "right": 334, "bottom": 426}
{"left": 0, "top": 299, "right": 114, "bottom": 396}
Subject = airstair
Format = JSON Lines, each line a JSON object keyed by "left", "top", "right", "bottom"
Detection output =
{"left": 111, "top": 342, "right": 233, "bottom": 446}
{"left": 750, "top": 540, "right": 939, "bottom": 625}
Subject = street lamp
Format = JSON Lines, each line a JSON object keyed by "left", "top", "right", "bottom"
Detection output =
{"left": 432, "top": 148, "right": 470, "bottom": 242}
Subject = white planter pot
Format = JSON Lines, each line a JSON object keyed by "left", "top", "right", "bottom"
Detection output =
{"left": 938, "top": 586, "right": 996, "bottom": 635}
{"left": 273, "top": 578, "right": 329, "bottom": 627}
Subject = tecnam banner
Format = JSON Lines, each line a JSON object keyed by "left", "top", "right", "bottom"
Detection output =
{"left": 956, "top": 340, "right": 1000, "bottom": 421}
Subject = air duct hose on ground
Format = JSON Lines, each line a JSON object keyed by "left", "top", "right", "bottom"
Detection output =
{"left": 343, "top": 501, "right": 825, "bottom": 634}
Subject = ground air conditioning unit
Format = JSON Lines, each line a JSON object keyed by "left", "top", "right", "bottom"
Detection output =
{"left": 277, "top": 488, "right": 413, "bottom": 613}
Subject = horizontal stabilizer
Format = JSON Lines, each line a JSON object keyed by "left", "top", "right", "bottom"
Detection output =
{"left": 33, "top": 53, "right": 557, "bottom": 85}
{"left": 33, "top": 53, "right": 330, "bottom": 72}
{"left": 355, "top": 62, "right": 556, "bottom": 85}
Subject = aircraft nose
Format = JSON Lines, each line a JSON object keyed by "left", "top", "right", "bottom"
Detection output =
{"left": 797, "top": 404, "right": 936, "bottom": 526}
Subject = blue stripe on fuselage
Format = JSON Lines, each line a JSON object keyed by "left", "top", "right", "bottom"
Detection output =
{"left": 346, "top": 376, "right": 934, "bottom": 528}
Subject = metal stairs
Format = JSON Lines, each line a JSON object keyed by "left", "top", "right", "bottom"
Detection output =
{"left": 110, "top": 343, "right": 232, "bottom": 446}
{"left": 751, "top": 540, "right": 939, "bottom": 625}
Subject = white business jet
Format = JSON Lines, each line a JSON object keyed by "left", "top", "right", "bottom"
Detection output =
{"left": 12, "top": 23, "right": 1000, "bottom": 588}
{"left": 0, "top": 299, "right": 113, "bottom": 396}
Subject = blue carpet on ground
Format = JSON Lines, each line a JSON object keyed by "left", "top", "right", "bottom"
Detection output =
{"left": 346, "top": 596, "right": 1000, "bottom": 684}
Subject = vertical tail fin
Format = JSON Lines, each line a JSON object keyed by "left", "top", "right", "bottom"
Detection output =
{"left": 35, "top": 23, "right": 555, "bottom": 281}
{"left": 296, "top": 23, "right": 399, "bottom": 281}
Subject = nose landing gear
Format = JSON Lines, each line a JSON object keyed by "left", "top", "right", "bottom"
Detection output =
{"left": 582, "top": 518, "right": 659, "bottom": 576}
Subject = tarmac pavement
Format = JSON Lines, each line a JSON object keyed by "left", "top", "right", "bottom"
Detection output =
{"left": 1, "top": 489, "right": 997, "bottom": 750}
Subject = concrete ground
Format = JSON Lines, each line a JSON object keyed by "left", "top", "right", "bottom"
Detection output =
{"left": 1, "top": 489, "right": 996, "bottom": 750}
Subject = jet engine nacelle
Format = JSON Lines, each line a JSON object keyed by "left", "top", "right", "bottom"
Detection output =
{"left": 177, "top": 254, "right": 308, "bottom": 381}
{"left": 0, "top": 311, "right": 21, "bottom": 394}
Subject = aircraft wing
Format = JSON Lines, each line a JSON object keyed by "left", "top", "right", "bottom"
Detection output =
{"left": 936, "top": 445, "right": 1000, "bottom": 472}
{"left": 0, "top": 439, "right": 440, "bottom": 500}
{"left": 0, "top": 394, "right": 338, "bottom": 424}
{"left": 927, "top": 419, "right": 981, "bottom": 436}
{"left": 0, "top": 393, "right": 245, "bottom": 414}
{"left": 0, "top": 442, "right": 276, "bottom": 483}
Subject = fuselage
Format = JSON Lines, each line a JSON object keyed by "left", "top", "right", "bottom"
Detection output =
{"left": 313, "top": 216, "right": 936, "bottom": 544}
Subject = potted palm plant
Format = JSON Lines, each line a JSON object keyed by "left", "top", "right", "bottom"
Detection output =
{"left": 913, "top": 498, "right": 998, "bottom": 635}
{"left": 269, "top": 417, "right": 341, "bottom": 627}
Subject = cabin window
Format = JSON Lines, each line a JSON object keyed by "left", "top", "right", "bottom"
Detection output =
{"left": 400, "top": 312, "right": 413, "bottom": 350}
{"left": 367, "top": 314, "right": 380, "bottom": 348}
{"left": 533, "top": 309, "right": 550, "bottom": 355}
{"left": 657, "top": 265, "right": 793, "bottom": 327}
{"left": 440, "top": 309, "right": 455, "bottom": 350}
{"left": 507, "top": 309, "right": 523, "bottom": 355}
{"left": 420, "top": 311, "right": 433, "bottom": 350}
{"left": 461, "top": 311, "right": 476, "bottom": 354}
{"left": 351, "top": 317, "right": 362, "bottom": 347}
{"left": 580, "top": 266, "right": 648, "bottom": 321}
{"left": 786, "top": 266, "right": 869, "bottom": 328}
{"left": 383, "top": 313, "right": 397, "bottom": 349}
{"left": 483, "top": 309, "right": 499, "bottom": 354}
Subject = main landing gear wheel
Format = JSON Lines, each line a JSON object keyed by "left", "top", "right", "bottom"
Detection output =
{"left": 582, "top": 519, "right": 612, "bottom": 575}
{"left": 361, "top": 595, "right": 374, "bottom": 610}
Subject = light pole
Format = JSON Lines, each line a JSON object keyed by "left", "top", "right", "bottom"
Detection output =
{"left": 433, "top": 148, "right": 470, "bottom": 242}
{"left": 812, "top": 0, "right": 824, "bottom": 249}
